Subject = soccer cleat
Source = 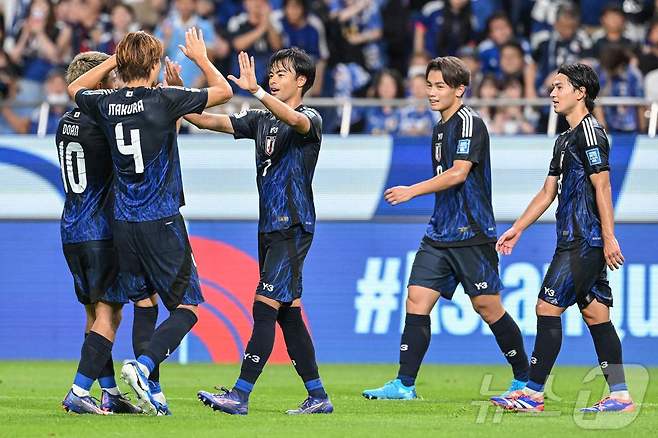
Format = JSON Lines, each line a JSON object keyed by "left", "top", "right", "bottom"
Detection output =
{"left": 100, "top": 390, "right": 142, "bottom": 414}
{"left": 197, "top": 387, "right": 248, "bottom": 415}
{"left": 490, "top": 390, "right": 544, "bottom": 412}
{"left": 152, "top": 390, "right": 172, "bottom": 416}
{"left": 286, "top": 396, "right": 334, "bottom": 415}
{"left": 497, "top": 378, "right": 528, "bottom": 398}
{"left": 362, "top": 379, "right": 418, "bottom": 400}
{"left": 62, "top": 389, "right": 110, "bottom": 415}
{"left": 120, "top": 360, "right": 164, "bottom": 416}
{"left": 580, "top": 396, "right": 635, "bottom": 413}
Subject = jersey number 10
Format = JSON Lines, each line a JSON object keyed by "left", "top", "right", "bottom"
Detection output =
{"left": 57, "top": 141, "right": 86, "bottom": 193}
{"left": 115, "top": 122, "right": 144, "bottom": 174}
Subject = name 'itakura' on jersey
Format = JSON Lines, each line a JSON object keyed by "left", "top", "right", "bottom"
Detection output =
{"left": 56, "top": 109, "right": 114, "bottom": 244}
{"left": 548, "top": 113, "right": 610, "bottom": 247}
{"left": 426, "top": 105, "right": 497, "bottom": 246}
{"left": 229, "top": 106, "right": 322, "bottom": 233}
{"left": 74, "top": 86, "right": 208, "bottom": 222}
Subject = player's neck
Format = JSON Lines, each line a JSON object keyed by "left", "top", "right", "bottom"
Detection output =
{"left": 564, "top": 105, "right": 590, "bottom": 129}
{"left": 440, "top": 99, "right": 463, "bottom": 122}
{"left": 283, "top": 94, "right": 302, "bottom": 109}
{"left": 125, "top": 79, "right": 152, "bottom": 88}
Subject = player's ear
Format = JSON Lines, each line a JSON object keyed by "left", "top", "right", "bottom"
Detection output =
{"left": 456, "top": 84, "right": 466, "bottom": 99}
{"left": 296, "top": 75, "right": 307, "bottom": 90}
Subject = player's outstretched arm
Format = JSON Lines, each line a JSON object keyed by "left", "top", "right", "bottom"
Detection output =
{"left": 384, "top": 160, "right": 473, "bottom": 205}
{"left": 164, "top": 56, "right": 234, "bottom": 134}
{"left": 228, "top": 51, "right": 311, "bottom": 135}
{"left": 496, "top": 176, "right": 558, "bottom": 255}
{"left": 179, "top": 27, "right": 233, "bottom": 108}
{"left": 67, "top": 55, "right": 117, "bottom": 99}
{"left": 590, "top": 171, "right": 624, "bottom": 270}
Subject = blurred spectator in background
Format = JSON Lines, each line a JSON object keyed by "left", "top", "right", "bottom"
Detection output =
{"left": 398, "top": 73, "right": 435, "bottom": 137}
{"left": 129, "top": 0, "right": 171, "bottom": 31}
{"left": 595, "top": 43, "right": 645, "bottom": 133}
{"left": 529, "top": 0, "right": 572, "bottom": 46}
{"left": 0, "top": 19, "right": 21, "bottom": 134}
{"left": 9, "top": 0, "right": 70, "bottom": 103}
{"left": 492, "top": 78, "right": 535, "bottom": 134}
{"left": 406, "top": 50, "right": 431, "bottom": 79}
{"left": 97, "top": 2, "right": 138, "bottom": 54}
{"left": 591, "top": 4, "right": 638, "bottom": 59}
{"left": 476, "top": 74, "right": 498, "bottom": 129}
{"left": 456, "top": 45, "right": 481, "bottom": 98}
{"left": 227, "top": 0, "right": 282, "bottom": 91}
{"left": 363, "top": 69, "right": 404, "bottom": 135}
{"left": 414, "top": 0, "right": 475, "bottom": 57}
{"left": 275, "top": 0, "right": 329, "bottom": 96}
{"left": 478, "top": 12, "right": 532, "bottom": 75}
{"left": 499, "top": 40, "right": 537, "bottom": 98}
{"left": 68, "top": 0, "right": 109, "bottom": 54}
{"left": 329, "top": 0, "right": 384, "bottom": 72}
{"left": 533, "top": 3, "right": 592, "bottom": 95}
{"left": 380, "top": 0, "right": 411, "bottom": 75}
{"left": 637, "top": 17, "right": 658, "bottom": 75}
{"left": 1, "top": 70, "right": 70, "bottom": 135}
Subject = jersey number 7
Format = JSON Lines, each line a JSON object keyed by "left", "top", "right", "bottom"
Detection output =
{"left": 115, "top": 122, "right": 144, "bottom": 174}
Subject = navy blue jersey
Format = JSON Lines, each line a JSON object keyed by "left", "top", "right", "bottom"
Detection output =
{"left": 229, "top": 106, "right": 322, "bottom": 233}
{"left": 55, "top": 109, "right": 113, "bottom": 244}
{"left": 548, "top": 114, "right": 610, "bottom": 247}
{"left": 75, "top": 86, "right": 208, "bottom": 222}
{"left": 425, "top": 105, "right": 497, "bottom": 247}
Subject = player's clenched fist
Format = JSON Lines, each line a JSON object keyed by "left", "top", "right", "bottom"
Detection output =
{"left": 384, "top": 186, "right": 414, "bottom": 205}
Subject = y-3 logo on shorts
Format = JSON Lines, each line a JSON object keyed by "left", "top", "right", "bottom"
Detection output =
{"left": 544, "top": 287, "right": 556, "bottom": 297}
{"left": 400, "top": 344, "right": 409, "bottom": 351}
{"left": 505, "top": 349, "right": 517, "bottom": 358}
{"left": 244, "top": 353, "right": 261, "bottom": 363}
{"left": 474, "top": 282, "right": 488, "bottom": 290}
{"left": 262, "top": 282, "right": 274, "bottom": 292}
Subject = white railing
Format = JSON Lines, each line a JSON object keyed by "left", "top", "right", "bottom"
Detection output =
{"left": 2, "top": 96, "right": 656, "bottom": 138}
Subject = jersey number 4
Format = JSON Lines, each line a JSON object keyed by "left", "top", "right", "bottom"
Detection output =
{"left": 57, "top": 141, "right": 86, "bottom": 193}
{"left": 115, "top": 122, "right": 144, "bottom": 174}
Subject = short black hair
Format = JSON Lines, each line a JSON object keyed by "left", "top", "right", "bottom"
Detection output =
{"left": 371, "top": 68, "right": 405, "bottom": 99}
{"left": 283, "top": 0, "right": 308, "bottom": 16}
{"left": 601, "top": 3, "right": 624, "bottom": 18}
{"left": 486, "top": 11, "right": 512, "bottom": 33}
{"left": 500, "top": 40, "right": 524, "bottom": 57}
{"left": 557, "top": 63, "right": 600, "bottom": 112}
{"left": 267, "top": 47, "right": 316, "bottom": 95}
{"left": 426, "top": 56, "right": 470, "bottom": 89}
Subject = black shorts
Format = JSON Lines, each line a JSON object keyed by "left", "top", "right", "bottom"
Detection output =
{"left": 63, "top": 239, "right": 119, "bottom": 305}
{"left": 408, "top": 240, "right": 503, "bottom": 299}
{"left": 113, "top": 213, "right": 204, "bottom": 311}
{"left": 256, "top": 225, "right": 313, "bottom": 303}
{"left": 539, "top": 240, "right": 612, "bottom": 309}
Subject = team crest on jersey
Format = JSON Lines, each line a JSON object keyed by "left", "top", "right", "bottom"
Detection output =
{"left": 265, "top": 135, "right": 276, "bottom": 155}
{"left": 586, "top": 148, "right": 602, "bottom": 165}
{"left": 126, "top": 90, "right": 133, "bottom": 97}
{"left": 457, "top": 139, "right": 470, "bottom": 154}
{"left": 434, "top": 133, "right": 443, "bottom": 161}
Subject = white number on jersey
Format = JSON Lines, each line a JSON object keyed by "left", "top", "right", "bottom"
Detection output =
{"left": 115, "top": 122, "right": 144, "bottom": 174}
{"left": 58, "top": 141, "right": 87, "bottom": 193}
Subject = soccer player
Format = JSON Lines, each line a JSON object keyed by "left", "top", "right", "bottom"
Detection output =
{"left": 362, "top": 57, "right": 530, "bottom": 400}
{"left": 59, "top": 51, "right": 140, "bottom": 415}
{"left": 175, "top": 48, "right": 332, "bottom": 415}
{"left": 66, "top": 28, "right": 233, "bottom": 415}
{"left": 491, "top": 64, "right": 634, "bottom": 413}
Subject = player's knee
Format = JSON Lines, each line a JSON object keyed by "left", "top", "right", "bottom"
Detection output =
{"left": 536, "top": 299, "right": 563, "bottom": 316}
{"left": 405, "top": 293, "right": 432, "bottom": 315}
{"left": 472, "top": 301, "right": 502, "bottom": 324}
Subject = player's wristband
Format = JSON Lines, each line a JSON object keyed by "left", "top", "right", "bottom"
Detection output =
{"left": 252, "top": 86, "right": 266, "bottom": 100}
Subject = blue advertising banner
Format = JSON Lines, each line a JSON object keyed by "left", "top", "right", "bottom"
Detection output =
{"left": 1, "top": 221, "right": 656, "bottom": 366}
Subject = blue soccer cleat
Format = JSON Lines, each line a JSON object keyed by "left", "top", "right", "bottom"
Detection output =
{"left": 580, "top": 396, "right": 635, "bottom": 413}
{"left": 286, "top": 396, "right": 334, "bottom": 415}
{"left": 62, "top": 389, "right": 109, "bottom": 415}
{"left": 198, "top": 387, "right": 248, "bottom": 415}
{"left": 100, "top": 389, "right": 142, "bottom": 414}
{"left": 362, "top": 379, "right": 418, "bottom": 400}
{"left": 150, "top": 381, "right": 172, "bottom": 416}
{"left": 490, "top": 390, "right": 544, "bottom": 412}
{"left": 496, "top": 378, "right": 528, "bottom": 398}
{"left": 120, "top": 360, "right": 165, "bottom": 416}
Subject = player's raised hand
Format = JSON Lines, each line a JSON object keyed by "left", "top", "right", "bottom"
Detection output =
{"left": 163, "top": 56, "right": 183, "bottom": 87}
{"left": 384, "top": 186, "right": 414, "bottom": 205}
{"left": 227, "top": 51, "right": 259, "bottom": 94}
{"left": 603, "top": 236, "right": 625, "bottom": 270}
{"left": 496, "top": 226, "right": 522, "bottom": 255}
{"left": 178, "top": 27, "right": 208, "bottom": 64}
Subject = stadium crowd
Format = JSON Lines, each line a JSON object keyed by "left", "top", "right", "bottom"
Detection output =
{"left": 1, "top": 0, "right": 657, "bottom": 135}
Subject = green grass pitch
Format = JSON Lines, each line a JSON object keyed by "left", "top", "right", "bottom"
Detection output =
{"left": 0, "top": 362, "right": 656, "bottom": 437}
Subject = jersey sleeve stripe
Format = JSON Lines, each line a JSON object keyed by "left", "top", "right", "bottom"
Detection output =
{"left": 584, "top": 118, "right": 597, "bottom": 146}
{"left": 458, "top": 108, "right": 473, "bottom": 138}
{"left": 457, "top": 110, "right": 467, "bottom": 137}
